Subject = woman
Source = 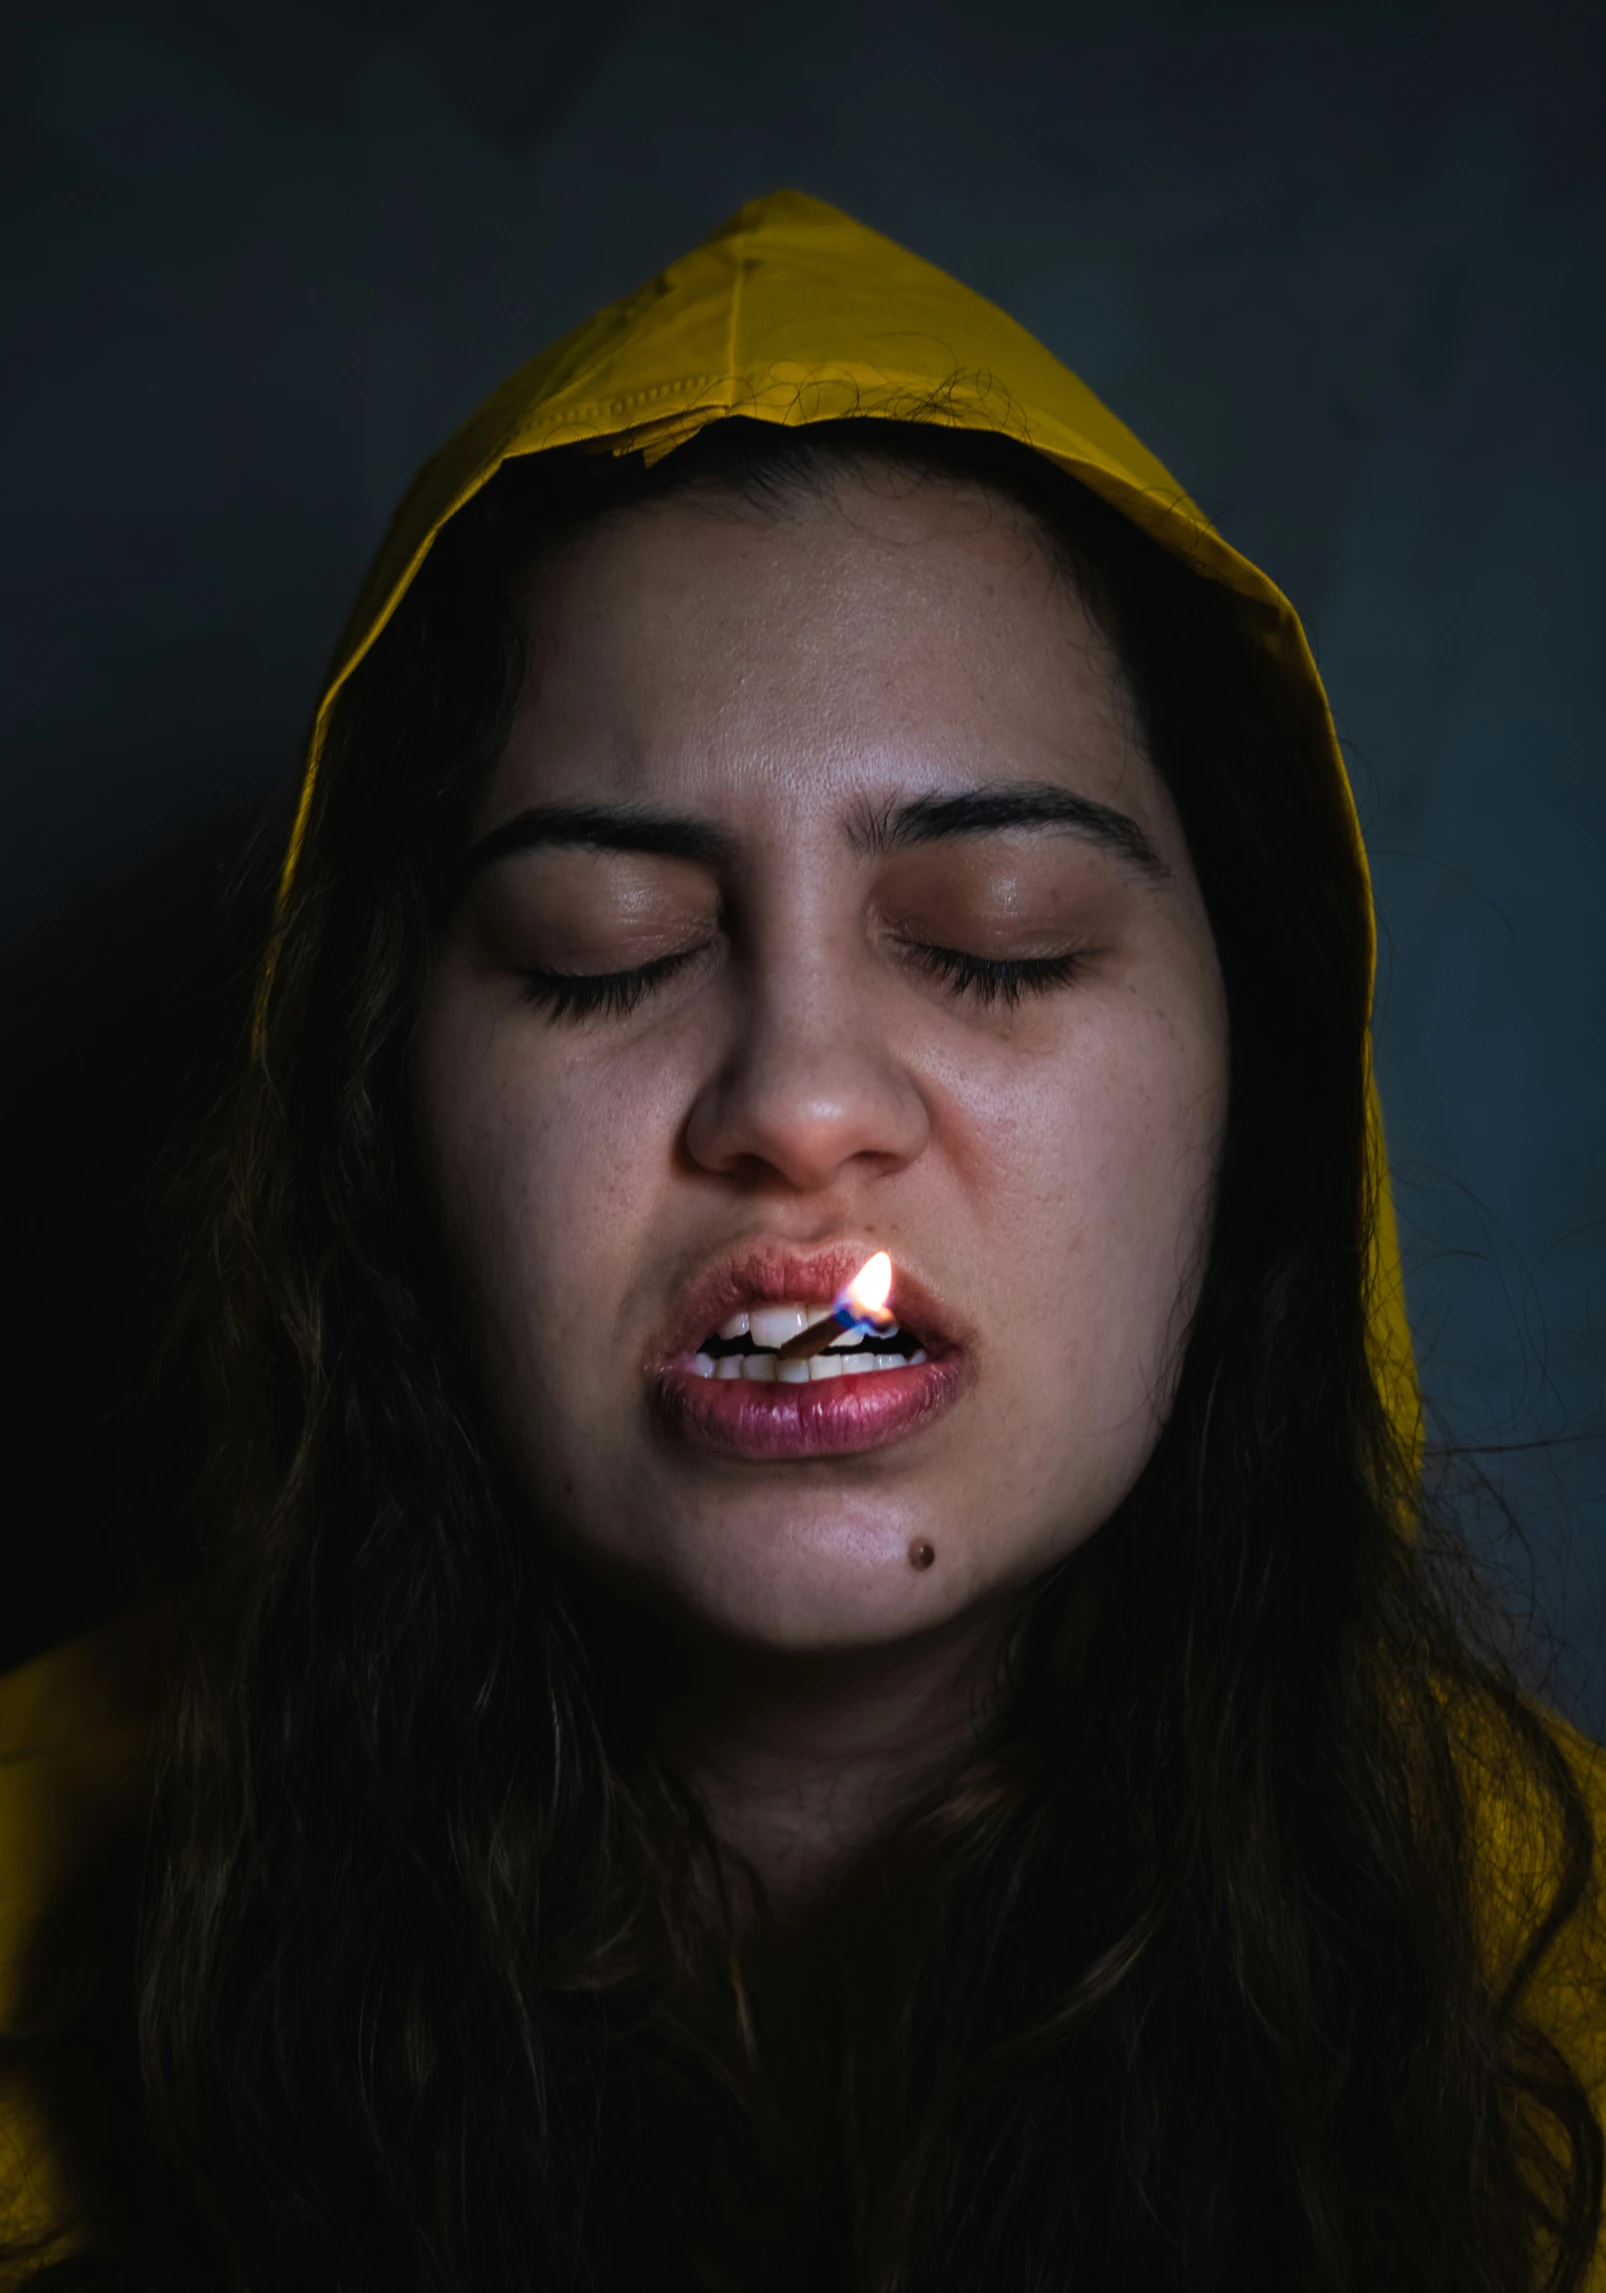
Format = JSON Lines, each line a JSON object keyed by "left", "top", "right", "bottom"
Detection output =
{"left": 1, "top": 190, "right": 1601, "bottom": 2290}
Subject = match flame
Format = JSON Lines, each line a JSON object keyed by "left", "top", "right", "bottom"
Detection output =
{"left": 842, "top": 1250, "right": 893, "bottom": 1322}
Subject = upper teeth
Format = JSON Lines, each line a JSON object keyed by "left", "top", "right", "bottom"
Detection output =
{"left": 748, "top": 1303, "right": 817, "bottom": 1348}
{"left": 718, "top": 1300, "right": 902, "bottom": 1351}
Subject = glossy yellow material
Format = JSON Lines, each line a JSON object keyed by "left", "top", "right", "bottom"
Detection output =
{"left": 0, "top": 1617, "right": 165, "bottom": 2275}
{"left": 276, "top": 187, "right": 1420, "bottom": 1456}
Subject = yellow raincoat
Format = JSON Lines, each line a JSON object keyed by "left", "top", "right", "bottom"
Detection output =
{"left": 2, "top": 188, "right": 1601, "bottom": 2282}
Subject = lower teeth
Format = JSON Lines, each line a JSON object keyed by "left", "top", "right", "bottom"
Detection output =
{"left": 687, "top": 1349, "right": 926, "bottom": 1383}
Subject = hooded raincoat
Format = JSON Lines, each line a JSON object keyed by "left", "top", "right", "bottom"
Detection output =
{"left": 2, "top": 188, "right": 1602, "bottom": 2282}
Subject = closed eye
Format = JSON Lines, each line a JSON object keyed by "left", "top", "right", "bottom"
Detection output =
{"left": 520, "top": 945, "right": 704, "bottom": 1022}
{"left": 900, "top": 941, "right": 1089, "bottom": 1007}
{"left": 520, "top": 938, "right": 1089, "bottom": 1022}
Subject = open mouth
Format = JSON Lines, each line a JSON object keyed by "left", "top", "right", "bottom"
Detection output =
{"left": 685, "top": 1302, "right": 930, "bottom": 1384}
{"left": 655, "top": 1249, "right": 965, "bottom": 1458}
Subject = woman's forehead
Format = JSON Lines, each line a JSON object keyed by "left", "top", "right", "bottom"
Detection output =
{"left": 490, "top": 478, "right": 1171, "bottom": 852}
{"left": 519, "top": 470, "right": 1093, "bottom": 667}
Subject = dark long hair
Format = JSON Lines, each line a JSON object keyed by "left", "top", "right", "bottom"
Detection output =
{"left": 105, "top": 419, "right": 1604, "bottom": 2288}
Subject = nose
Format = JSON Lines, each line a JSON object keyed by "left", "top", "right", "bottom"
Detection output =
{"left": 683, "top": 956, "right": 930, "bottom": 1193}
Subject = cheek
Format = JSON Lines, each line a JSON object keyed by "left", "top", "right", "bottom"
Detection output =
{"left": 411, "top": 992, "right": 672, "bottom": 1380}
{"left": 950, "top": 984, "right": 1226, "bottom": 1430}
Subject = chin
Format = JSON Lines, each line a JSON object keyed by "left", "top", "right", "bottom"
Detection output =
{"left": 660, "top": 1516, "right": 993, "bottom": 1653}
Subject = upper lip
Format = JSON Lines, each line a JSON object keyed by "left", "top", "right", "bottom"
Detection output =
{"left": 654, "top": 1240, "right": 963, "bottom": 1365}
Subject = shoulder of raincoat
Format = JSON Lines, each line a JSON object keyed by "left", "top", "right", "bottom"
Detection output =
{"left": 0, "top": 1608, "right": 170, "bottom": 2278}
{"left": 2, "top": 192, "right": 1600, "bottom": 2282}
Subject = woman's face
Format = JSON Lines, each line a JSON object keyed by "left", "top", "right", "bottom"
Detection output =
{"left": 413, "top": 469, "right": 1228, "bottom": 1655}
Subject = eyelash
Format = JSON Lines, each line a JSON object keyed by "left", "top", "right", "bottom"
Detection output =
{"left": 900, "top": 942, "right": 1088, "bottom": 1007}
{"left": 521, "top": 941, "right": 1087, "bottom": 1024}
{"left": 520, "top": 948, "right": 700, "bottom": 1022}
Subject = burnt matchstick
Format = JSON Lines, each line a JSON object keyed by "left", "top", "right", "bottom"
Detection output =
{"left": 774, "top": 1251, "right": 896, "bottom": 1363}
{"left": 774, "top": 1306, "right": 881, "bottom": 1363}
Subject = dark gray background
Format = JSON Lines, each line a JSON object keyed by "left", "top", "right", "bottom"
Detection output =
{"left": 4, "top": 0, "right": 1603, "bottom": 1728}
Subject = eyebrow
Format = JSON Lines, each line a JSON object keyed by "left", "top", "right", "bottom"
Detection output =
{"left": 462, "top": 781, "right": 1169, "bottom": 885}
{"left": 463, "top": 802, "right": 740, "bottom": 879}
{"left": 851, "top": 782, "right": 1171, "bottom": 880}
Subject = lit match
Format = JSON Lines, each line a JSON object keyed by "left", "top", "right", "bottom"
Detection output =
{"left": 774, "top": 1251, "right": 897, "bottom": 1363}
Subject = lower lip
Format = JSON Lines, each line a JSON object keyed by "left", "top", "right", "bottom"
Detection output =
{"left": 656, "top": 1353, "right": 967, "bottom": 1459}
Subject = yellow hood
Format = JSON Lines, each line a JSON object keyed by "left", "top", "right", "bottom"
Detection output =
{"left": 282, "top": 186, "right": 1418, "bottom": 1450}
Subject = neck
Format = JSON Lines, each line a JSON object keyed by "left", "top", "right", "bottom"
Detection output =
{"left": 646, "top": 1606, "right": 1008, "bottom": 1913}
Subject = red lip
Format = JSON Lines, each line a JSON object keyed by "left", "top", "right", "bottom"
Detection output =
{"left": 650, "top": 1241, "right": 971, "bottom": 1462}
{"left": 658, "top": 1356, "right": 968, "bottom": 1459}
